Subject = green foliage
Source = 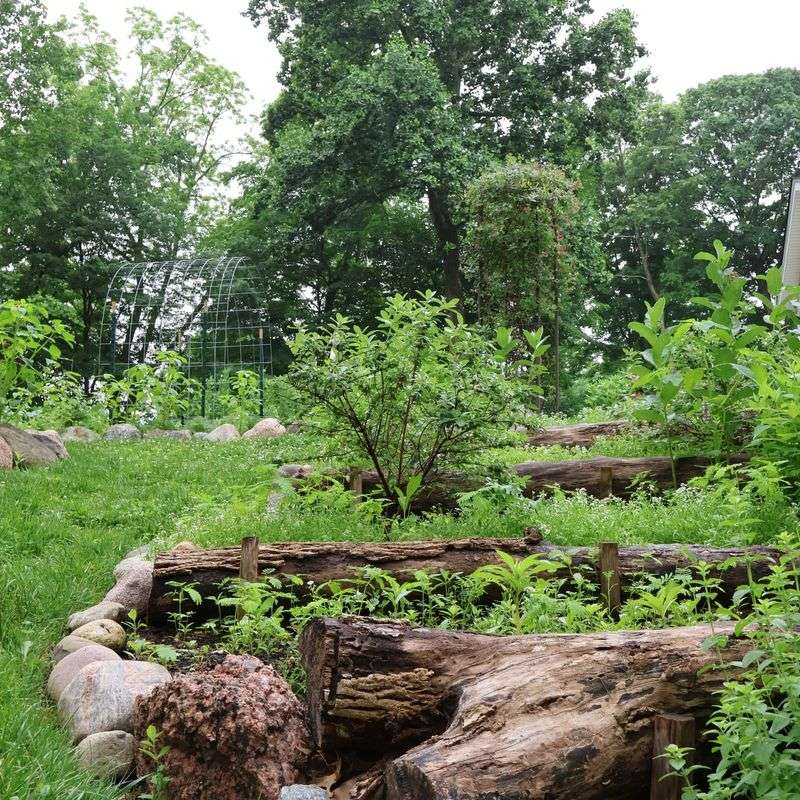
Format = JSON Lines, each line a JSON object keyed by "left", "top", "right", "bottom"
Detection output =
{"left": 464, "top": 161, "right": 605, "bottom": 408}
{"left": 668, "top": 539, "right": 800, "bottom": 800}
{"left": 596, "top": 70, "right": 800, "bottom": 353}
{"left": 0, "top": 299, "right": 74, "bottom": 418}
{"left": 243, "top": 0, "right": 645, "bottom": 308}
{"left": 103, "top": 352, "right": 199, "bottom": 426}
{"left": 0, "top": 8, "right": 247, "bottom": 375}
{"left": 629, "top": 242, "right": 800, "bottom": 479}
{"left": 138, "top": 725, "right": 171, "bottom": 800}
{"left": 288, "top": 292, "right": 547, "bottom": 509}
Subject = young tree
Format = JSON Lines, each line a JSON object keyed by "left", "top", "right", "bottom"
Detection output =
{"left": 288, "top": 292, "right": 548, "bottom": 511}
{"left": 246, "top": 0, "right": 646, "bottom": 302}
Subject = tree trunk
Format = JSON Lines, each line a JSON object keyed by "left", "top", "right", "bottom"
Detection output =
{"left": 357, "top": 454, "right": 748, "bottom": 510}
{"left": 301, "top": 616, "right": 748, "bottom": 799}
{"left": 527, "top": 421, "right": 630, "bottom": 448}
{"left": 427, "top": 187, "right": 463, "bottom": 302}
{"left": 148, "top": 537, "right": 781, "bottom": 618}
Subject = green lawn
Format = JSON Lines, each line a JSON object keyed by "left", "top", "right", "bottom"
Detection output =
{"left": 0, "top": 435, "right": 794, "bottom": 798}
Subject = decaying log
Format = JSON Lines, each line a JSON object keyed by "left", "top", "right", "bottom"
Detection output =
{"left": 149, "top": 537, "right": 782, "bottom": 617}
{"left": 150, "top": 534, "right": 540, "bottom": 616}
{"left": 356, "top": 454, "right": 748, "bottom": 510}
{"left": 527, "top": 420, "right": 629, "bottom": 448}
{"left": 301, "top": 616, "right": 749, "bottom": 800}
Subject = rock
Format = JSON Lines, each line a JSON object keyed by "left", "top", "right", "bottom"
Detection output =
{"left": 134, "top": 654, "right": 309, "bottom": 800}
{"left": 193, "top": 431, "right": 209, "bottom": 440}
{"left": 75, "top": 730, "right": 135, "bottom": 779}
{"left": 279, "top": 786, "right": 330, "bottom": 800}
{"left": 47, "top": 644, "right": 121, "bottom": 701}
{"left": 171, "top": 541, "right": 197, "bottom": 552}
{"left": 58, "top": 660, "right": 171, "bottom": 742}
{"left": 286, "top": 422, "right": 303, "bottom": 434}
{"left": 125, "top": 544, "right": 150, "bottom": 560}
{"left": 278, "top": 463, "right": 314, "bottom": 479}
{"left": 104, "top": 423, "right": 141, "bottom": 441}
{"left": 0, "top": 435, "right": 12, "bottom": 470}
{"left": 105, "top": 557, "right": 153, "bottom": 612}
{"left": 61, "top": 426, "right": 100, "bottom": 443}
{"left": 31, "top": 429, "right": 69, "bottom": 458}
{"left": 0, "top": 424, "right": 68, "bottom": 467}
{"left": 70, "top": 619, "right": 127, "bottom": 651}
{"left": 68, "top": 601, "right": 126, "bottom": 631}
{"left": 206, "top": 423, "right": 240, "bottom": 442}
{"left": 243, "top": 418, "right": 286, "bottom": 439}
{"left": 143, "top": 428, "right": 192, "bottom": 441}
{"left": 52, "top": 635, "right": 96, "bottom": 664}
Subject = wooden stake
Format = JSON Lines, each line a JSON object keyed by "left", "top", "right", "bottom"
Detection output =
{"left": 599, "top": 465, "right": 614, "bottom": 498}
{"left": 349, "top": 470, "right": 364, "bottom": 502}
{"left": 599, "top": 541, "right": 621, "bottom": 615}
{"left": 236, "top": 536, "right": 260, "bottom": 620}
{"left": 650, "top": 713, "right": 695, "bottom": 800}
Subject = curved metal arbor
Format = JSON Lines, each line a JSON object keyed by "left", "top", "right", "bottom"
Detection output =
{"left": 98, "top": 257, "right": 274, "bottom": 381}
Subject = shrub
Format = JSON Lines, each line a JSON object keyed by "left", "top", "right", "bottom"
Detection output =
{"left": 288, "top": 292, "right": 547, "bottom": 510}
{"left": 0, "top": 299, "right": 74, "bottom": 418}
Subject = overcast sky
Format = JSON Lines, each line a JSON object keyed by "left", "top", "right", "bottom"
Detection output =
{"left": 46, "top": 0, "right": 800, "bottom": 141}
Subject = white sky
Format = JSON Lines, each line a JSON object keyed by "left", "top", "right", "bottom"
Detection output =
{"left": 46, "top": 0, "right": 800, "bottom": 143}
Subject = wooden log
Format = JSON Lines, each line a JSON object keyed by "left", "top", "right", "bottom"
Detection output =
{"left": 527, "top": 420, "right": 629, "bottom": 448}
{"left": 599, "top": 541, "right": 621, "bottom": 615}
{"left": 357, "top": 455, "right": 748, "bottom": 511}
{"left": 236, "top": 536, "right": 259, "bottom": 620}
{"left": 650, "top": 713, "right": 695, "bottom": 800}
{"left": 149, "top": 538, "right": 783, "bottom": 618}
{"left": 301, "top": 616, "right": 747, "bottom": 799}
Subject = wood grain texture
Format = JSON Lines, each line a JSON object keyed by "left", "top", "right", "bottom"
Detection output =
{"left": 301, "top": 617, "right": 748, "bottom": 800}
{"left": 527, "top": 420, "right": 629, "bottom": 448}
{"left": 149, "top": 538, "right": 782, "bottom": 617}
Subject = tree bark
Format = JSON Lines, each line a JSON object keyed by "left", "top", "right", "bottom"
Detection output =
{"left": 527, "top": 421, "right": 630, "bottom": 448}
{"left": 148, "top": 537, "right": 781, "bottom": 618}
{"left": 357, "top": 454, "right": 748, "bottom": 510}
{"left": 301, "top": 616, "right": 748, "bottom": 799}
{"left": 427, "top": 186, "right": 463, "bottom": 302}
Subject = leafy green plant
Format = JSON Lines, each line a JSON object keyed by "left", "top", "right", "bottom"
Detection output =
{"left": 472, "top": 550, "right": 564, "bottom": 633}
{"left": 667, "top": 538, "right": 800, "bottom": 800}
{"left": 103, "top": 351, "right": 199, "bottom": 426}
{"left": 0, "top": 300, "right": 74, "bottom": 417}
{"left": 165, "top": 580, "right": 202, "bottom": 638}
{"left": 629, "top": 296, "right": 700, "bottom": 484}
{"left": 289, "top": 291, "right": 548, "bottom": 512}
{"left": 138, "top": 725, "right": 171, "bottom": 800}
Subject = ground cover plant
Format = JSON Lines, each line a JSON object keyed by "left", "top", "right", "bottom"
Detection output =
{"left": 1, "top": 419, "right": 798, "bottom": 799}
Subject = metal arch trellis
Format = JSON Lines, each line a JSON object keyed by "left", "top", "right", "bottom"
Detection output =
{"left": 98, "top": 257, "right": 275, "bottom": 417}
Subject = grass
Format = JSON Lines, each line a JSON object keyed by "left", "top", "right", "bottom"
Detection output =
{"left": 0, "top": 432, "right": 796, "bottom": 798}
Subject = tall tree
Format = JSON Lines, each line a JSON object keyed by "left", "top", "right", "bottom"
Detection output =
{"left": 246, "top": 0, "right": 646, "bottom": 302}
{"left": 0, "top": 8, "right": 247, "bottom": 375}
{"left": 597, "top": 69, "right": 800, "bottom": 351}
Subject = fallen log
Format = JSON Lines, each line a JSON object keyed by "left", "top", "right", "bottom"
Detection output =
{"left": 527, "top": 420, "right": 629, "bottom": 448}
{"left": 356, "top": 454, "right": 748, "bottom": 510}
{"left": 149, "top": 537, "right": 782, "bottom": 617}
{"left": 301, "top": 616, "right": 748, "bottom": 800}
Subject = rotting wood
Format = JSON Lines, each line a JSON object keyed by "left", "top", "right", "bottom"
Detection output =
{"left": 300, "top": 616, "right": 747, "bottom": 800}
{"left": 527, "top": 420, "right": 629, "bottom": 448}
{"left": 354, "top": 454, "right": 748, "bottom": 511}
{"left": 149, "top": 537, "right": 782, "bottom": 618}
